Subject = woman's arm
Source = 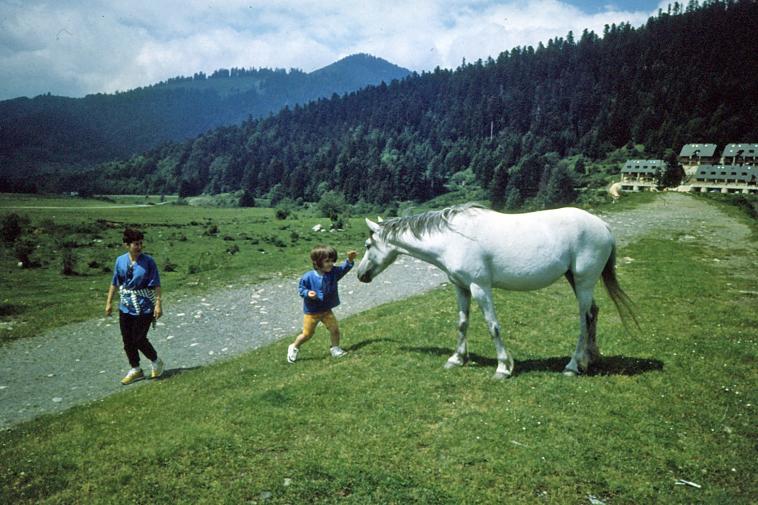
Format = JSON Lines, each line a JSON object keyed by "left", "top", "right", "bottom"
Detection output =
{"left": 154, "top": 286, "right": 162, "bottom": 319}
{"left": 105, "top": 284, "right": 116, "bottom": 317}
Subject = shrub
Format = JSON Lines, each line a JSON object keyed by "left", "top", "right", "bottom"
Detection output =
{"left": 226, "top": 244, "right": 240, "bottom": 255}
{"left": 14, "top": 239, "right": 35, "bottom": 267}
{"left": 330, "top": 217, "right": 347, "bottom": 230}
{"left": 318, "top": 191, "right": 347, "bottom": 220}
{"left": 62, "top": 249, "right": 77, "bottom": 275}
{"left": 275, "top": 208, "right": 290, "bottom": 220}
{"left": 238, "top": 190, "right": 256, "bottom": 208}
{"left": 264, "top": 235, "right": 287, "bottom": 248}
{"left": 1, "top": 213, "right": 25, "bottom": 243}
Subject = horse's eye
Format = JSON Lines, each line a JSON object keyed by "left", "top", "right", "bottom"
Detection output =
{"left": 366, "top": 244, "right": 372, "bottom": 250}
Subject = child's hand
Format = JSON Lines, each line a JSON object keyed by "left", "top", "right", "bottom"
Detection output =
{"left": 347, "top": 250, "right": 357, "bottom": 262}
{"left": 307, "top": 290, "right": 317, "bottom": 299}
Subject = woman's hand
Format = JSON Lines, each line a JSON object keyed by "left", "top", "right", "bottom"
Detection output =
{"left": 347, "top": 250, "right": 357, "bottom": 262}
{"left": 307, "top": 290, "right": 317, "bottom": 299}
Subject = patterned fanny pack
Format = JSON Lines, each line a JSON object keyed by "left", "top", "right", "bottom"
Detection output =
{"left": 119, "top": 286, "right": 156, "bottom": 315}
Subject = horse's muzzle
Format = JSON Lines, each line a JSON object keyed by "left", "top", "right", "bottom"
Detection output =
{"left": 357, "top": 272, "right": 372, "bottom": 283}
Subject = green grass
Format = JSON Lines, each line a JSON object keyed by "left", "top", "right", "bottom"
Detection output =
{"left": 0, "top": 194, "right": 366, "bottom": 344}
{"left": 1, "top": 215, "right": 755, "bottom": 503}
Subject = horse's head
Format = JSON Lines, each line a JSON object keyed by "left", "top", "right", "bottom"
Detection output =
{"left": 357, "top": 218, "right": 400, "bottom": 283}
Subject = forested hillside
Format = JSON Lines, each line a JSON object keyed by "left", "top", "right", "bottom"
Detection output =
{"left": 0, "top": 54, "right": 410, "bottom": 186}
{"left": 10, "top": 1, "right": 758, "bottom": 206}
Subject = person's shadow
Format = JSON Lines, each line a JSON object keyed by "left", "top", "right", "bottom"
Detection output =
{"left": 399, "top": 346, "right": 663, "bottom": 376}
{"left": 155, "top": 366, "right": 201, "bottom": 380}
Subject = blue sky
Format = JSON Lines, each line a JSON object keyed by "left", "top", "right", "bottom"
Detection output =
{"left": 0, "top": 1, "right": 670, "bottom": 101}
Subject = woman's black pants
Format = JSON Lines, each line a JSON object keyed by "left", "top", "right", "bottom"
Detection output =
{"left": 119, "top": 312, "right": 158, "bottom": 368}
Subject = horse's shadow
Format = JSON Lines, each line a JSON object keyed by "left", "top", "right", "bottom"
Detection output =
{"left": 399, "top": 346, "right": 663, "bottom": 377}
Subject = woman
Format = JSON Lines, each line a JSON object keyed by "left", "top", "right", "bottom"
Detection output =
{"left": 105, "top": 227, "right": 165, "bottom": 384}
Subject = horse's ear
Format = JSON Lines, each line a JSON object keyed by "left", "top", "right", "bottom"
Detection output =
{"left": 365, "top": 218, "right": 382, "bottom": 234}
{"left": 377, "top": 216, "right": 384, "bottom": 223}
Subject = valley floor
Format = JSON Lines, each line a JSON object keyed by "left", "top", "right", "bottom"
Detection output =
{"left": 0, "top": 193, "right": 752, "bottom": 429}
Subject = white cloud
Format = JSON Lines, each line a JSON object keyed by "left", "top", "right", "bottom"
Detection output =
{"left": 0, "top": 0, "right": 660, "bottom": 100}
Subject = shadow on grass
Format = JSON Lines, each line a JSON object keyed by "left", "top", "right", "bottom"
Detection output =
{"left": 157, "top": 366, "right": 201, "bottom": 379}
{"left": 347, "top": 337, "right": 399, "bottom": 352}
{"left": 280, "top": 339, "right": 400, "bottom": 364}
{"left": 400, "top": 346, "right": 664, "bottom": 377}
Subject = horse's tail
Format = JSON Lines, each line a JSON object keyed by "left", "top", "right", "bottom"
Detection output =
{"left": 602, "top": 246, "right": 640, "bottom": 331}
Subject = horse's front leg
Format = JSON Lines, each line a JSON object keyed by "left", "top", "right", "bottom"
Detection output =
{"left": 471, "top": 284, "right": 514, "bottom": 380}
{"left": 444, "top": 285, "right": 471, "bottom": 369}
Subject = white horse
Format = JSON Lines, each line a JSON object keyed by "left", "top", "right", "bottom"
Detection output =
{"left": 356, "top": 203, "right": 636, "bottom": 379}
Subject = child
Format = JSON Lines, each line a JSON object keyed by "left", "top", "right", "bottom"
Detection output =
{"left": 105, "top": 227, "right": 165, "bottom": 384}
{"left": 287, "top": 245, "right": 357, "bottom": 363}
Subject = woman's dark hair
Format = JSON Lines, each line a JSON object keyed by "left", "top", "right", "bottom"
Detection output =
{"left": 310, "top": 245, "right": 337, "bottom": 269}
{"left": 123, "top": 228, "right": 144, "bottom": 244}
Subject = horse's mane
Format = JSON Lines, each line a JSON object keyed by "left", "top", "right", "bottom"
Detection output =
{"left": 379, "top": 203, "right": 486, "bottom": 241}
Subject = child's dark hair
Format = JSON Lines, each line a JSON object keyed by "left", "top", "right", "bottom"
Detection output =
{"left": 310, "top": 245, "right": 337, "bottom": 269}
{"left": 123, "top": 227, "right": 144, "bottom": 244}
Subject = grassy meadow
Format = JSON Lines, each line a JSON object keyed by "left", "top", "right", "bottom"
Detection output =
{"left": 0, "top": 193, "right": 367, "bottom": 344}
{"left": 0, "top": 192, "right": 756, "bottom": 503}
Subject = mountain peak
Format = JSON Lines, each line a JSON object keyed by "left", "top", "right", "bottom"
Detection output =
{"left": 309, "top": 54, "right": 411, "bottom": 86}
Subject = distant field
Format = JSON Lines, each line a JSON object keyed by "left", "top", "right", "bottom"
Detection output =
{"left": 1, "top": 199, "right": 755, "bottom": 503}
{"left": 0, "top": 194, "right": 365, "bottom": 343}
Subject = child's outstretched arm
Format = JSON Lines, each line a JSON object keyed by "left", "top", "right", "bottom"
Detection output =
{"left": 334, "top": 250, "right": 358, "bottom": 280}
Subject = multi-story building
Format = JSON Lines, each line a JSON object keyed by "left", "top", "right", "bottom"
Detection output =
{"left": 689, "top": 164, "right": 757, "bottom": 194}
{"left": 619, "top": 159, "right": 664, "bottom": 192}
{"left": 720, "top": 144, "right": 758, "bottom": 165}
{"left": 678, "top": 144, "right": 718, "bottom": 176}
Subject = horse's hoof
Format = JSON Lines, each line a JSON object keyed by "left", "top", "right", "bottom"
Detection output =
{"left": 562, "top": 369, "right": 579, "bottom": 377}
{"left": 444, "top": 356, "right": 464, "bottom": 369}
{"left": 491, "top": 371, "right": 512, "bottom": 380}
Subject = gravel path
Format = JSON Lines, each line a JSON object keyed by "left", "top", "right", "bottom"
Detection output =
{"left": 0, "top": 193, "right": 751, "bottom": 428}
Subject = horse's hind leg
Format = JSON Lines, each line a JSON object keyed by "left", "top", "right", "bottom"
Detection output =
{"left": 445, "top": 285, "right": 471, "bottom": 368}
{"left": 470, "top": 284, "right": 514, "bottom": 380}
{"left": 586, "top": 301, "right": 600, "bottom": 363}
{"left": 564, "top": 286, "right": 597, "bottom": 376}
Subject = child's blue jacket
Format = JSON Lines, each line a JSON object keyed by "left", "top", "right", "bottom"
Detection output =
{"left": 298, "top": 260, "right": 353, "bottom": 314}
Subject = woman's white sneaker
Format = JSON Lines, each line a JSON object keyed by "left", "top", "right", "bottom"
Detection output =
{"left": 151, "top": 358, "right": 164, "bottom": 379}
{"left": 121, "top": 368, "right": 144, "bottom": 385}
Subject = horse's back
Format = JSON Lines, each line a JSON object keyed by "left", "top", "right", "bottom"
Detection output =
{"left": 469, "top": 207, "right": 612, "bottom": 244}
{"left": 449, "top": 207, "right": 614, "bottom": 290}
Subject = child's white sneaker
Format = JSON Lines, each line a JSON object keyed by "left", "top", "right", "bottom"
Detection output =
{"left": 287, "top": 344, "right": 299, "bottom": 363}
{"left": 330, "top": 346, "right": 347, "bottom": 358}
